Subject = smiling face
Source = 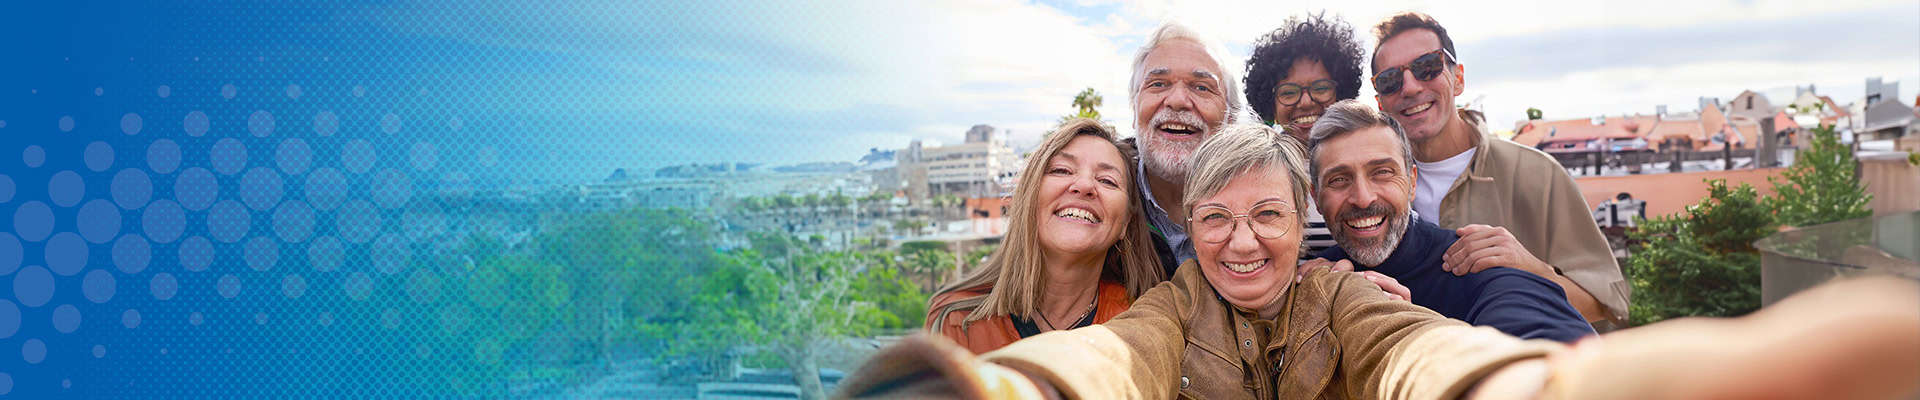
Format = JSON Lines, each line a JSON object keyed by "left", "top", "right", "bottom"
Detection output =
{"left": 1133, "top": 38, "right": 1230, "bottom": 182}
{"left": 1372, "top": 28, "right": 1463, "bottom": 143}
{"left": 1273, "top": 58, "right": 1336, "bottom": 140}
{"left": 1312, "top": 126, "right": 1414, "bottom": 266}
{"left": 1191, "top": 167, "right": 1301, "bottom": 313}
{"left": 1035, "top": 135, "right": 1133, "bottom": 260}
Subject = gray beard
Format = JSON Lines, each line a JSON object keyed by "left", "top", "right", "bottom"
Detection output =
{"left": 1334, "top": 213, "right": 1410, "bottom": 267}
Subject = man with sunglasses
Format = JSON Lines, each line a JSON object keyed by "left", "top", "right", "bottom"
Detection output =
{"left": 1370, "top": 12, "right": 1629, "bottom": 329}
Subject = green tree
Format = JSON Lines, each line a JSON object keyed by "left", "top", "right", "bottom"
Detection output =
{"left": 1060, "top": 87, "right": 1103, "bottom": 124}
{"left": 537, "top": 207, "right": 719, "bottom": 375}
{"left": 663, "top": 234, "right": 889, "bottom": 400}
{"left": 1626, "top": 180, "right": 1775, "bottom": 325}
{"left": 1766, "top": 124, "right": 1872, "bottom": 227}
{"left": 851, "top": 251, "right": 930, "bottom": 330}
{"left": 900, "top": 241, "right": 956, "bottom": 293}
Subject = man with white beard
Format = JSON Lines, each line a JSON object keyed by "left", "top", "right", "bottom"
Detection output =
{"left": 1304, "top": 100, "right": 1592, "bottom": 342}
{"left": 1120, "top": 22, "right": 1242, "bottom": 276}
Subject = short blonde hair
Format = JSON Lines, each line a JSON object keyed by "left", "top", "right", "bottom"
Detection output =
{"left": 1181, "top": 123, "right": 1312, "bottom": 240}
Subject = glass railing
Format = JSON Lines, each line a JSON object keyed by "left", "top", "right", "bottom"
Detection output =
{"left": 1755, "top": 211, "right": 1920, "bottom": 305}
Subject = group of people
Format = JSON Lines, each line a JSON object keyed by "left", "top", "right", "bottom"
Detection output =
{"left": 842, "top": 12, "right": 1920, "bottom": 400}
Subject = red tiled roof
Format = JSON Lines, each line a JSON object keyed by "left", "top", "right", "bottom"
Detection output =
{"left": 1647, "top": 118, "right": 1707, "bottom": 143}
{"left": 1773, "top": 111, "right": 1798, "bottom": 132}
{"left": 1513, "top": 116, "right": 1655, "bottom": 147}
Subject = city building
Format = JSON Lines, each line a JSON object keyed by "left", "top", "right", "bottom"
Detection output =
{"left": 897, "top": 124, "right": 1021, "bottom": 203}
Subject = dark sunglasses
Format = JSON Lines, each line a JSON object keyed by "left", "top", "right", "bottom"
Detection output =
{"left": 1371, "top": 49, "right": 1453, "bottom": 96}
{"left": 1275, "top": 79, "right": 1337, "bottom": 107}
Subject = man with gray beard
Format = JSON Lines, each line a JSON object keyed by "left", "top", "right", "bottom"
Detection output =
{"left": 1119, "top": 22, "right": 1243, "bottom": 276}
{"left": 1303, "top": 100, "right": 1591, "bottom": 342}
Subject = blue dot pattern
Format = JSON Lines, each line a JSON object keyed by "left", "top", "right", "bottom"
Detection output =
{"left": 0, "top": 1, "right": 804, "bottom": 397}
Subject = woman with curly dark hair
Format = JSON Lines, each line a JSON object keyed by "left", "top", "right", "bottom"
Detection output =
{"left": 1243, "top": 13, "right": 1368, "bottom": 256}
{"left": 1244, "top": 13, "right": 1367, "bottom": 141}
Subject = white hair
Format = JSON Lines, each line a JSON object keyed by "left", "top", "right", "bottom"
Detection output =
{"left": 1128, "top": 22, "right": 1244, "bottom": 124}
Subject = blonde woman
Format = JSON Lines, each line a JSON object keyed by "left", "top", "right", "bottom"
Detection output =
{"left": 924, "top": 118, "right": 1166, "bottom": 354}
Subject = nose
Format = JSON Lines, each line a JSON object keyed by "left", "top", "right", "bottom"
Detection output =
{"left": 1163, "top": 85, "right": 1195, "bottom": 112}
{"left": 1068, "top": 174, "right": 1097, "bottom": 197}
{"left": 1396, "top": 68, "right": 1425, "bottom": 98}
{"left": 1225, "top": 217, "right": 1261, "bottom": 253}
{"left": 1347, "top": 178, "right": 1380, "bottom": 209}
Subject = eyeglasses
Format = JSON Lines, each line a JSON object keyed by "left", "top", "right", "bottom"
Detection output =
{"left": 1275, "top": 79, "right": 1337, "bottom": 107}
{"left": 1370, "top": 49, "right": 1453, "bottom": 96}
{"left": 1187, "top": 200, "right": 1295, "bottom": 244}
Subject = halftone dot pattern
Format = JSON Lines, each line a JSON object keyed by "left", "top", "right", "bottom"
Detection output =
{"left": 149, "top": 273, "right": 177, "bottom": 301}
{"left": 145, "top": 139, "right": 180, "bottom": 174}
{"left": 2, "top": 2, "right": 767, "bottom": 397}
{"left": 77, "top": 199, "right": 121, "bottom": 244}
{"left": 205, "top": 200, "right": 251, "bottom": 243}
{"left": 120, "top": 113, "right": 143, "bottom": 136}
{"left": 271, "top": 201, "right": 314, "bottom": 243}
{"left": 173, "top": 168, "right": 218, "bottom": 211}
{"left": 247, "top": 111, "right": 275, "bottom": 137}
{"left": 275, "top": 138, "right": 311, "bottom": 175}
{"left": 178, "top": 236, "right": 212, "bottom": 272}
{"left": 48, "top": 171, "right": 85, "bottom": 207}
{"left": 303, "top": 167, "right": 347, "bottom": 211}
{"left": 307, "top": 236, "right": 342, "bottom": 272}
{"left": 140, "top": 200, "right": 185, "bottom": 243}
{"left": 43, "top": 232, "right": 87, "bottom": 276}
{"left": 239, "top": 167, "right": 283, "bottom": 211}
{"left": 243, "top": 237, "right": 278, "bottom": 271}
{"left": 51, "top": 305, "right": 80, "bottom": 333}
{"left": 110, "top": 169, "right": 152, "bottom": 210}
{"left": 13, "top": 266, "right": 54, "bottom": 307}
{"left": 210, "top": 139, "right": 247, "bottom": 175}
{"left": 0, "top": 233, "right": 19, "bottom": 275}
{"left": 0, "top": 301, "right": 18, "bottom": 338}
{"left": 21, "top": 146, "right": 46, "bottom": 168}
{"left": 85, "top": 141, "right": 115, "bottom": 172}
{"left": 183, "top": 111, "right": 210, "bottom": 137}
{"left": 83, "top": 269, "right": 116, "bottom": 304}
{"left": 13, "top": 201, "right": 54, "bottom": 242}
{"left": 111, "top": 234, "right": 150, "bottom": 274}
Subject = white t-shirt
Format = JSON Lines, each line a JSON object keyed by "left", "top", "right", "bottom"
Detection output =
{"left": 1413, "top": 148, "right": 1475, "bottom": 224}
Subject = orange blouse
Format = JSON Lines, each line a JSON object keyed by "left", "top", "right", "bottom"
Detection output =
{"left": 924, "top": 280, "right": 1134, "bottom": 354}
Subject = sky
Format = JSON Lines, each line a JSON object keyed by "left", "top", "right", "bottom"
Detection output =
{"left": 640, "top": 0, "right": 1919, "bottom": 167}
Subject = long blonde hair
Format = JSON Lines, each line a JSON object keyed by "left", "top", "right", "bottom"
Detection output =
{"left": 934, "top": 118, "right": 1167, "bottom": 322}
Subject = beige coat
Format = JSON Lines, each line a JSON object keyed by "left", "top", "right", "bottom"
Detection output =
{"left": 981, "top": 261, "right": 1560, "bottom": 399}
{"left": 1430, "top": 110, "right": 1632, "bottom": 324}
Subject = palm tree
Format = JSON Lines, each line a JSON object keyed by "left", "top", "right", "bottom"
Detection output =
{"left": 1060, "top": 88, "right": 1103, "bottom": 125}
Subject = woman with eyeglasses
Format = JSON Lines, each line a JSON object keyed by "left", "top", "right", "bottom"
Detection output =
{"left": 1243, "top": 13, "right": 1369, "bottom": 258}
{"left": 841, "top": 120, "right": 1920, "bottom": 400}
{"left": 924, "top": 118, "right": 1166, "bottom": 354}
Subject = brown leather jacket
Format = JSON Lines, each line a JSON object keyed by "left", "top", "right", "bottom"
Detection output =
{"left": 981, "top": 261, "right": 1560, "bottom": 399}
{"left": 926, "top": 280, "right": 1134, "bottom": 354}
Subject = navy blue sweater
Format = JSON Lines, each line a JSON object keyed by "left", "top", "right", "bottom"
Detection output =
{"left": 1316, "top": 218, "right": 1595, "bottom": 342}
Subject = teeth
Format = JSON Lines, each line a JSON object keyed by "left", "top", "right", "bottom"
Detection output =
{"left": 1291, "top": 115, "right": 1317, "bottom": 126}
{"left": 1402, "top": 102, "right": 1432, "bottom": 116}
{"left": 1160, "top": 123, "right": 1193, "bottom": 131}
{"left": 1347, "top": 216, "right": 1384, "bottom": 229}
{"left": 1055, "top": 208, "right": 1100, "bottom": 224}
{"left": 1223, "top": 260, "right": 1265, "bottom": 273}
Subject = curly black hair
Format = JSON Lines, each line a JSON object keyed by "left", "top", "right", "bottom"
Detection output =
{"left": 1243, "top": 13, "right": 1366, "bottom": 125}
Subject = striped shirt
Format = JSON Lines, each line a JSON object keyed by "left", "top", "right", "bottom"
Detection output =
{"left": 1301, "top": 199, "right": 1336, "bottom": 258}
